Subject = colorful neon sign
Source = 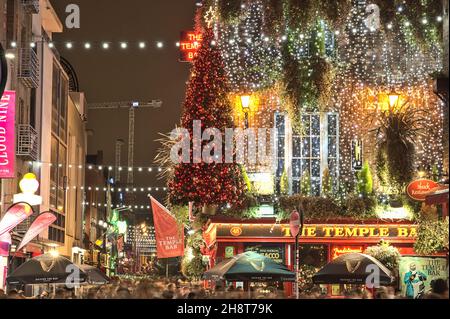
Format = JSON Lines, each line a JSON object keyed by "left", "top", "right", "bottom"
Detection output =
{"left": 332, "top": 246, "right": 364, "bottom": 260}
{"left": 179, "top": 31, "right": 203, "bottom": 62}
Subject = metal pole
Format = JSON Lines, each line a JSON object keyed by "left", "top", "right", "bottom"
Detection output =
{"left": 296, "top": 208, "right": 305, "bottom": 299}
{"left": 294, "top": 234, "right": 299, "bottom": 299}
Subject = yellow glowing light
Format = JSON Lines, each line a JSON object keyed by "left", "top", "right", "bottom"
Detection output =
{"left": 388, "top": 93, "right": 400, "bottom": 109}
{"left": 418, "top": 170, "right": 426, "bottom": 178}
{"left": 240, "top": 95, "right": 251, "bottom": 110}
{"left": 19, "top": 173, "right": 39, "bottom": 194}
{"left": 49, "top": 250, "right": 59, "bottom": 258}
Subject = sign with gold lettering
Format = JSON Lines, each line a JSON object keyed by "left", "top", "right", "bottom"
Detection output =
{"left": 216, "top": 223, "right": 417, "bottom": 241}
{"left": 399, "top": 256, "right": 448, "bottom": 299}
{"left": 406, "top": 179, "right": 440, "bottom": 202}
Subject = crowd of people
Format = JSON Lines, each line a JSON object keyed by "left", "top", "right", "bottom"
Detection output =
{"left": 0, "top": 277, "right": 448, "bottom": 300}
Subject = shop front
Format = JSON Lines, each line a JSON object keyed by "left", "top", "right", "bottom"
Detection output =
{"left": 203, "top": 218, "right": 419, "bottom": 297}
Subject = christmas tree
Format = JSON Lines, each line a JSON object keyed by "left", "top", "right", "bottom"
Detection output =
{"left": 168, "top": 28, "right": 246, "bottom": 210}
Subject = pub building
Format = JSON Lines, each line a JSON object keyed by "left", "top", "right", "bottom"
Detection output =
{"left": 202, "top": 217, "right": 421, "bottom": 297}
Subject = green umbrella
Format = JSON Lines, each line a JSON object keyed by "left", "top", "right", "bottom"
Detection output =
{"left": 203, "top": 251, "right": 295, "bottom": 282}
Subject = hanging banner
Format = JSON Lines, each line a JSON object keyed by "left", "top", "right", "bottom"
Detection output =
{"left": 150, "top": 196, "right": 184, "bottom": 258}
{"left": 16, "top": 212, "right": 57, "bottom": 251}
{"left": 0, "top": 90, "right": 16, "bottom": 178}
{"left": 0, "top": 43, "right": 7, "bottom": 98}
{"left": 0, "top": 202, "right": 34, "bottom": 237}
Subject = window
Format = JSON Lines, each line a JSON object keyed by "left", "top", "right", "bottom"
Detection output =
{"left": 52, "top": 62, "right": 68, "bottom": 141}
{"left": 327, "top": 114, "right": 339, "bottom": 192}
{"left": 49, "top": 61, "right": 68, "bottom": 244}
{"left": 291, "top": 113, "right": 339, "bottom": 196}
{"left": 292, "top": 114, "right": 321, "bottom": 195}
{"left": 275, "top": 113, "right": 286, "bottom": 193}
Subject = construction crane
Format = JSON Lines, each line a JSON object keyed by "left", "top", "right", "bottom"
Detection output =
{"left": 88, "top": 100, "right": 163, "bottom": 185}
{"left": 115, "top": 139, "right": 125, "bottom": 182}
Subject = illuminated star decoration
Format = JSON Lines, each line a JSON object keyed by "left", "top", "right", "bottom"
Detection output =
{"left": 204, "top": 6, "right": 217, "bottom": 28}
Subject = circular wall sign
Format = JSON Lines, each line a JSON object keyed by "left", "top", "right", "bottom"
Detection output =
{"left": 406, "top": 179, "right": 440, "bottom": 202}
{"left": 0, "top": 43, "right": 8, "bottom": 97}
{"left": 230, "top": 226, "right": 242, "bottom": 237}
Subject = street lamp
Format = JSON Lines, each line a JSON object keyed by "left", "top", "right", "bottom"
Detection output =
{"left": 240, "top": 95, "right": 251, "bottom": 129}
{"left": 388, "top": 92, "right": 400, "bottom": 111}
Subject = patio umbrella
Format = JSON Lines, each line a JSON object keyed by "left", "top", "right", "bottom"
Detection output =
{"left": 6, "top": 253, "right": 87, "bottom": 285}
{"left": 312, "top": 253, "right": 394, "bottom": 285}
{"left": 79, "top": 265, "right": 110, "bottom": 285}
{"left": 203, "top": 251, "right": 295, "bottom": 282}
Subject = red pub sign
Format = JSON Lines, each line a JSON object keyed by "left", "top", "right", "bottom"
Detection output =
{"left": 179, "top": 31, "right": 203, "bottom": 62}
{"left": 406, "top": 179, "right": 440, "bottom": 202}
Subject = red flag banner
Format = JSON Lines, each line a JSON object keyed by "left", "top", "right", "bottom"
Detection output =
{"left": 16, "top": 212, "right": 56, "bottom": 251}
{"left": 0, "top": 202, "right": 34, "bottom": 237}
{"left": 150, "top": 196, "right": 184, "bottom": 258}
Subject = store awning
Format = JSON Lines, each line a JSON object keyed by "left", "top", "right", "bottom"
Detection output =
{"left": 203, "top": 251, "right": 295, "bottom": 282}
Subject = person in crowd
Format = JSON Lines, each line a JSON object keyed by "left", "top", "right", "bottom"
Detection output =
{"left": 7, "top": 289, "right": 25, "bottom": 299}
{"left": 426, "top": 278, "right": 449, "bottom": 299}
{"left": 162, "top": 289, "right": 175, "bottom": 299}
{"left": 115, "top": 286, "right": 132, "bottom": 299}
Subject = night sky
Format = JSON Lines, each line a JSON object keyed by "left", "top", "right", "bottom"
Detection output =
{"left": 52, "top": 0, "right": 197, "bottom": 162}
{"left": 52, "top": 0, "right": 198, "bottom": 215}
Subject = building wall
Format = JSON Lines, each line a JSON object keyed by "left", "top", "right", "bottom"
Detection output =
{"left": 443, "top": 0, "right": 449, "bottom": 176}
{"left": 1, "top": 1, "right": 88, "bottom": 265}
{"left": 0, "top": 0, "right": 36, "bottom": 215}
{"left": 59, "top": 92, "right": 87, "bottom": 259}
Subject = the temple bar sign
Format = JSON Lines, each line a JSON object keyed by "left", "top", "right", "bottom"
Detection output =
{"left": 218, "top": 224, "right": 417, "bottom": 240}
{"left": 179, "top": 31, "right": 202, "bottom": 62}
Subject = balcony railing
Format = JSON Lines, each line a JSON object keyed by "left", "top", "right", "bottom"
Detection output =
{"left": 21, "top": 0, "right": 40, "bottom": 14}
{"left": 18, "top": 47, "right": 39, "bottom": 88}
{"left": 16, "top": 124, "right": 39, "bottom": 161}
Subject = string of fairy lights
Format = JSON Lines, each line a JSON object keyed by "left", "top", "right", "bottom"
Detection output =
{"left": 0, "top": 3, "right": 442, "bottom": 57}
{"left": 194, "top": 0, "right": 446, "bottom": 197}
{"left": 26, "top": 161, "right": 165, "bottom": 173}
{"left": 332, "top": 0, "right": 444, "bottom": 189}
{"left": 55, "top": 185, "right": 167, "bottom": 193}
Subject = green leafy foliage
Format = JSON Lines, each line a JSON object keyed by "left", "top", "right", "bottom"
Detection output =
{"left": 280, "top": 169, "right": 289, "bottom": 195}
{"left": 321, "top": 167, "right": 332, "bottom": 197}
{"left": 357, "top": 161, "right": 373, "bottom": 196}
{"left": 414, "top": 218, "right": 449, "bottom": 255}
{"left": 344, "top": 194, "right": 377, "bottom": 219}
{"left": 373, "top": 104, "right": 426, "bottom": 193}
{"left": 181, "top": 232, "right": 207, "bottom": 280}
{"left": 300, "top": 171, "right": 311, "bottom": 196}
{"left": 279, "top": 195, "right": 341, "bottom": 220}
{"left": 364, "top": 240, "right": 401, "bottom": 272}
